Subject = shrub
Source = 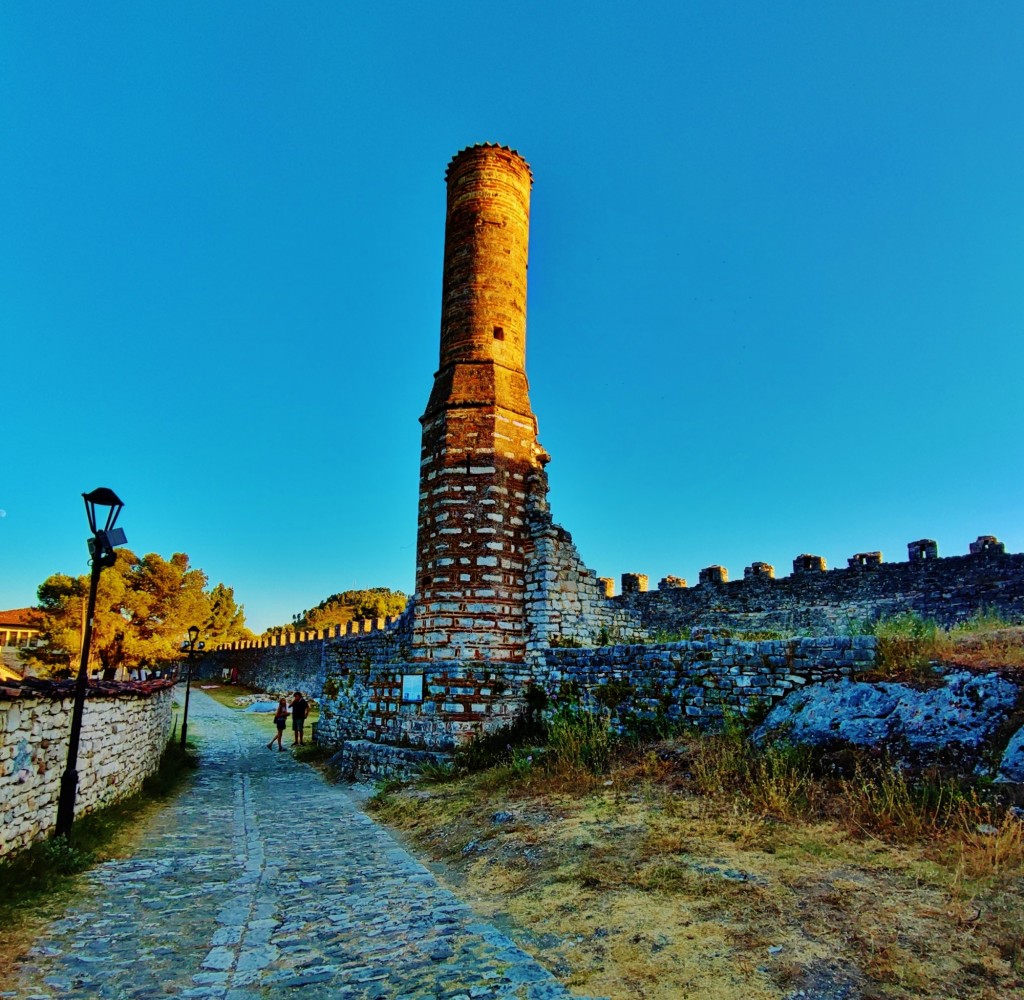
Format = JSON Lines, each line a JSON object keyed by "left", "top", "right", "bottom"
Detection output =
{"left": 650, "top": 627, "right": 692, "bottom": 644}
{"left": 867, "top": 612, "right": 943, "bottom": 680}
{"left": 417, "top": 760, "right": 456, "bottom": 784}
{"left": 547, "top": 701, "right": 612, "bottom": 775}
{"left": 953, "top": 607, "right": 1015, "bottom": 633}
{"left": 453, "top": 712, "right": 546, "bottom": 774}
{"left": 592, "top": 678, "right": 634, "bottom": 710}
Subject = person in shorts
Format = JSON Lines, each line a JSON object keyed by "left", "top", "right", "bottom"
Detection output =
{"left": 291, "top": 691, "right": 309, "bottom": 746}
{"left": 267, "top": 698, "right": 288, "bottom": 751}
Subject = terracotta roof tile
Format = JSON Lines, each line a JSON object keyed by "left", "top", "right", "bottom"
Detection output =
{"left": 0, "top": 676, "right": 177, "bottom": 700}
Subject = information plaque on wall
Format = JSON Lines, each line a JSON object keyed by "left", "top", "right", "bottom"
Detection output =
{"left": 401, "top": 674, "right": 424, "bottom": 703}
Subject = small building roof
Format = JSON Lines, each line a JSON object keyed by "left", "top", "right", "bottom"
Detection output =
{"left": 0, "top": 608, "right": 42, "bottom": 629}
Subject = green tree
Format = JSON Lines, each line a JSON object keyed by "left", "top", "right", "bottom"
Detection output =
{"left": 267, "top": 587, "right": 407, "bottom": 635}
{"left": 204, "top": 582, "right": 255, "bottom": 647}
{"left": 30, "top": 573, "right": 87, "bottom": 675}
{"left": 25, "top": 552, "right": 253, "bottom": 677}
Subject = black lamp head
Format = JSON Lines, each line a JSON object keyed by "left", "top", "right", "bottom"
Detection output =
{"left": 83, "top": 487, "right": 124, "bottom": 535}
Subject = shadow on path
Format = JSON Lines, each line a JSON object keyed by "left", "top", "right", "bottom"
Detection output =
{"left": 7, "top": 689, "right": 596, "bottom": 1000}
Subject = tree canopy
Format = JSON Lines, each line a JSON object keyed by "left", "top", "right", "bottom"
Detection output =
{"left": 267, "top": 587, "right": 407, "bottom": 636}
{"left": 26, "top": 550, "right": 255, "bottom": 677}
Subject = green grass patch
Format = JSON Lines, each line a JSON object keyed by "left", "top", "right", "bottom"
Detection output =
{"left": 195, "top": 683, "right": 321, "bottom": 740}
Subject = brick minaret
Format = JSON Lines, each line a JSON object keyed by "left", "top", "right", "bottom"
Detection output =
{"left": 413, "top": 144, "right": 549, "bottom": 662}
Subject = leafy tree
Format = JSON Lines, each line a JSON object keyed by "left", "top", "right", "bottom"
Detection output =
{"left": 204, "top": 582, "right": 255, "bottom": 647}
{"left": 267, "top": 587, "right": 407, "bottom": 635}
{"left": 30, "top": 573, "right": 87, "bottom": 675}
{"left": 24, "top": 551, "right": 254, "bottom": 678}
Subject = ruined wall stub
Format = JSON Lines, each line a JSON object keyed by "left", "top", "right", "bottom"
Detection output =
{"left": 413, "top": 144, "right": 550, "bottom": 663}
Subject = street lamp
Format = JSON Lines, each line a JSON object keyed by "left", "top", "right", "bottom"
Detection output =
{"left": 55, "top": 488, "right": 127, "bottom": 839}
{"left": 179, "top": 625, "right": 204, "bottom": 749}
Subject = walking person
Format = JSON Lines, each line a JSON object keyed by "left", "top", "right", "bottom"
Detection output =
{"left": 291, "top": 691, "right": 309, "bottom": 746}
{"left": 267, "top": 697, "right": 288, "bottom": 751}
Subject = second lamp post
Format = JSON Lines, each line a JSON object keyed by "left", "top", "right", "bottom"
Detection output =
{"left": 179, "top": 625, "right": 204, "bottom": 748}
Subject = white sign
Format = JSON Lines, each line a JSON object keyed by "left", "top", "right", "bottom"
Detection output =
{"left": 401, "top": 674, "right": 424, "bottom": 703}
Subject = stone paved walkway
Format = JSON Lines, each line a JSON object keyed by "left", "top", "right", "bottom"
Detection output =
{"left": 7, "top": 689, "right": 593, "bottom": 1000}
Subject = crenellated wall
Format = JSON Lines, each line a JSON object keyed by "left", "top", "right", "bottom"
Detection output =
{"left": 199, "top": 616, "right": 403, "bottom": 696}
{"left": 615, "top": 537, "right": 1024, "bottom": 637}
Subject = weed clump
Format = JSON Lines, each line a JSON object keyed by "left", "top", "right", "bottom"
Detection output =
{"left": 867, "top": 611, "right": 942, "bottom": 680}
{"left": 547, "top": 701, "right": 612, "bottom": 775}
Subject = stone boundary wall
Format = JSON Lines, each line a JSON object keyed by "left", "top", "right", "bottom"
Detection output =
{"left": 617, "top": 545, "right": 1024, "bottom": 637}
{"left": 326, "top": 739, "right": 452, "bottom": 782}
{"left": 534, "top": 635, "right": 877, "bottom": 729}
{"left": 314, "top": 631, "right": 877, "bottom": 771}
{"left": 0, "top": 678, "right": 175, "bottom": 858}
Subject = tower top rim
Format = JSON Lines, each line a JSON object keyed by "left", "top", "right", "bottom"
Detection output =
{"left": 445, "top": 143, "right": 533, "bottom": 185}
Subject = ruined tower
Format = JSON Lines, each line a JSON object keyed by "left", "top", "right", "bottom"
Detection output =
{"left": 413, "top": 144, "right": 549, "bottom": 662}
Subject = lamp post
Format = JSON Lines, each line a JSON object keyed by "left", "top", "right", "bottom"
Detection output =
{"left": 179, "top": 625, "right": 204, "bottom": 749}
{"left": 55, "top": 488, "right": 127, "bottom": 839}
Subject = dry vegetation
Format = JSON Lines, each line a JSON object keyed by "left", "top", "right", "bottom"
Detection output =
{"left": 367, "top": 621, "right": 1024, "bottom": 1000}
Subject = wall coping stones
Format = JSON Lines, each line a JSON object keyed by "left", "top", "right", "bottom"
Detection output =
{"left": 0, "top": 676, "right": 176, "bottom": 701}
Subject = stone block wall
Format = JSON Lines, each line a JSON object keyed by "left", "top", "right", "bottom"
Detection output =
{"left": 331, "top": 740, "right": 456, "bottom": 782}
{"left": 315, "top": 611, "right": 524, "bottom": 752}
{"left": 533, "top": 635, "right": 877, "bottom": 728}
{"left": 0, "top": 679, "right": 174, "bottom": 858}
{"left": 197, "top": 639, "right": 325, "bottom": 697}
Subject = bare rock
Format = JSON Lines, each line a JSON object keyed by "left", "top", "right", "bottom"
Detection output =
{"left": 754, "top": 671, "right": 1021, "bottom": 772}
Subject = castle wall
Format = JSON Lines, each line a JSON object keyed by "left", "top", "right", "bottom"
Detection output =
{"left": 197, "top": 639, "right": 325, "bottom": 698}
{"left": 523, "top": 478, "right": 647, "bottom": 651}
{"left": 314, "top": 610, "right": 522, "bottom": 752}
{"left": 617, "top": 542, "right": 1024, "bottom": 636}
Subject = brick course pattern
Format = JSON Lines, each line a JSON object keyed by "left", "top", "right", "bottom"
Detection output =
{"left": 414, "top": 144, "right": 551, "bottom": 665}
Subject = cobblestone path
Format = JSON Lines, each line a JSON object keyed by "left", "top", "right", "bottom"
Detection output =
{"left": 7, "top": 690, "right": 593, "bottom": 1000}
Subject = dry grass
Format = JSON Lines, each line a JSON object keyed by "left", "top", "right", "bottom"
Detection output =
{"left": 944, "top": 626, "right": 1024, "bottom": 672}
{"left": 368, "top": 734, "right": 1024, "bottom": 999}
{"left": 867, "top": 615, "right": 1024, "bottom": 682}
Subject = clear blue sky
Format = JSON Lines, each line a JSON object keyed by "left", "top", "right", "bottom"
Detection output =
{"left": 3, "top": 3, "right": 1022, "bottom": 633}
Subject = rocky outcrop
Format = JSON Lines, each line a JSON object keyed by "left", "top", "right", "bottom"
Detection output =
{"left": 998, "top": 727, "right": 1024, "bottom": 783}
{"left": 753, "top": 670, "right": 1024, "bottom": 775}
